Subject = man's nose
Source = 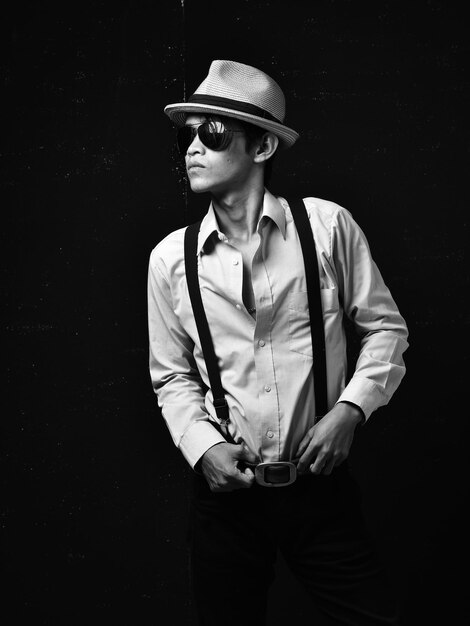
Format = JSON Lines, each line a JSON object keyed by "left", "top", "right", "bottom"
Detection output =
{"left": 187, "top": 132, "right": 204, "bottom": 156}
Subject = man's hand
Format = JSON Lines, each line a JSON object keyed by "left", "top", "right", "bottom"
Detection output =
{"left": 295, "top": 402, "right": 363, "bottom": 475}
{"left": 200, "top": 442, "right": 258, "bottom": 492}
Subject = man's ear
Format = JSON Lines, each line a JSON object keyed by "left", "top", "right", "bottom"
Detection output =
{"left": 253, "top": 133, "right": 279, "bottom": 163}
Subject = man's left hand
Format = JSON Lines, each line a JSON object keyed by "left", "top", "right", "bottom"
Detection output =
{"left": 295, "top": 402, "right": 363, "bottom": 475}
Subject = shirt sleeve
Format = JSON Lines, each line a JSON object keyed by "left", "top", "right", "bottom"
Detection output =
{"left": 147, "top": 248, "right": 226, "bottom": 469}
{"left": 331, "top": 208, "right": 409, "bottom": 419}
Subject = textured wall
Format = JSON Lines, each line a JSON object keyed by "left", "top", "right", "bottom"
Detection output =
{"left": 3, "top": 2, "right": 468, "bottom": 624}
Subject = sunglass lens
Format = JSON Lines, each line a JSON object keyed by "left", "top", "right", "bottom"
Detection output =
{"left": 176, "top": 121, "right": 233, "bottom": 155}
{"left": 176, "top": 127, "right": 194, "bottom": 155}
{"left": 199, "top": 121, "right": 232, "bottom": 151}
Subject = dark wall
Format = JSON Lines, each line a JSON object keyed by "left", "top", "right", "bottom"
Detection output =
{"left": 3, "top": 2, "right": 468, "bottom": 625}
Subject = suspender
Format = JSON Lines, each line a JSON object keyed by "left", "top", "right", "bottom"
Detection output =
{"left": 288, "top": 198, "right": 327, "bottom": 417}
{"left": 183, "top": 197, "right": 327, "bottom": 440}
{"left": 184, "top": 222, "right": 231, "bottom": 436}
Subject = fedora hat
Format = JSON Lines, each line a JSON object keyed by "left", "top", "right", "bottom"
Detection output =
{"left": 164, "top": 60, "right": 299, "bottom": 149}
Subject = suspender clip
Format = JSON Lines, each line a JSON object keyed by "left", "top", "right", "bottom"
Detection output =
{"left": 213, "top": 397, "right": 230, "bottom": 425}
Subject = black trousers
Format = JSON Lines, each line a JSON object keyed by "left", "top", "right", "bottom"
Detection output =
{"left": 189, "top": 464, "right": 401, "bottom": 626}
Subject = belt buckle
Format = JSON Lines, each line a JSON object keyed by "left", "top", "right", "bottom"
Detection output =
{"left": 254, "top": 462, "right": 297, "bottom": 487}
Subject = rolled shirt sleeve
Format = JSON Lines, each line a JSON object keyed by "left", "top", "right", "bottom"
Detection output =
{"left": 331, "top": 208, "right": 409, "bottom": 419}
{"left": 147, "top": 248, "right": 226, "bottom": 469}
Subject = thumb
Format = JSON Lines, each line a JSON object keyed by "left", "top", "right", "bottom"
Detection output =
{"left": 233, "top": 443, "right": 258, "bottom": 464}
{"left": 237, "top": 465, "right": 255, "bottom": 488}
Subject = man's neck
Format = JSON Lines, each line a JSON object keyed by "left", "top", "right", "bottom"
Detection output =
{"left": 211, "top": 185, "right": 265, "bottom": 244}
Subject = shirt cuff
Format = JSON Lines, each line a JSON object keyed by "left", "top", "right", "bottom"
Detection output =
{"left": 336, "top": 376, "right": 386, "bottom": 421}
{"left": 179, "top": 420, "right": 227, "bottom": 470}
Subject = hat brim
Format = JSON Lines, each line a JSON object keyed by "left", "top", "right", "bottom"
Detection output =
{"left": 164, "top": 102, "right": 299, "bottom": 150}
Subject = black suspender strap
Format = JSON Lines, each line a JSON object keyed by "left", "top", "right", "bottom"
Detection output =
{"left": 183, "top": 197, "right": 328, "bottom": 440}
{"left": 288, "top": 198, "right": 328, "bottom": 418}
{"left": 184, "top": 220, "right": 231, "bottom": 437}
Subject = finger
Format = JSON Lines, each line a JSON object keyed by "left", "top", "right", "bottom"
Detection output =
{"left": 238, "top": 445, "right": 258, "bottom": 463}
{"left": 322, "top": 456, "right": 337, "bottom": 476}
{"left": 236, "top": 467, "right": 255, "bottom": 488}
{"left": 295, "top": 430, "right": 313, "bottom": 458}
{"left": 297, "top": 454, "right": 312, "bottom": 474}
{"left": 309, "top": 454, "right": 328, "bottom": 475}
{"left": 235, "top": 443, "right": 258, "bottom": 464}
{"left": 209, "top": 480, "right": 232, "bottom": 493}
{"left": 295, "top": 440, "right": 309, "bottom": 459}
{"left": 297, "top": 441, "right": 319, "bottom": 474}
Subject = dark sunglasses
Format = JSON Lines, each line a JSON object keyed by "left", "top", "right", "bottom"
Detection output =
{"left": 176, "top": 120, "right": 244, "bottom": 155}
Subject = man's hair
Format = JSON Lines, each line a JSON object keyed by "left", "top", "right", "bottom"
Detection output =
{"left": 237, "top": 119, "right": 276, "bottom": 186}
{"left": 204, "top": 114, "right": 276, "bottom": 185}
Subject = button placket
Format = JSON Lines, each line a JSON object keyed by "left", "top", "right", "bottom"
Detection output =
{"left": 229, "top": 249, "right": 243, "bottom": 312}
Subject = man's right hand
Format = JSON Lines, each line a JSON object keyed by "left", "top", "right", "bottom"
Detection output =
{"left": 199, "top": 442, "right": 257, "bottom": 492}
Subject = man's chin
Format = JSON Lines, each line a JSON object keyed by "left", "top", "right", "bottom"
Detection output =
{"left": 189, "top": 180, "right": 212, "bottom": 194}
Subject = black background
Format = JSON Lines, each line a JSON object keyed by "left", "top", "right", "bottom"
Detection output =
{"left": 2, "top": 1, "right": 469, "bottom": 625}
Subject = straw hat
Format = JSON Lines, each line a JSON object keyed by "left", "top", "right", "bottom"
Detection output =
{"left": 164, "top": 60, "right": 299, "bottom": 149}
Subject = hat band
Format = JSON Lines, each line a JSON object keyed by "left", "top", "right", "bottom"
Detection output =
{"left": 188, "top": 94, "right": 281, "bottom": 124}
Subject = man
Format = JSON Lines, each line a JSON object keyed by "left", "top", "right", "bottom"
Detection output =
{"left": 148, "top": 60, "right": 409, "bottom": 625}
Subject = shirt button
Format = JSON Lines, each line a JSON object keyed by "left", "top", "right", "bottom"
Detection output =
{"left": 264, "top": 385, "right": 271, "bottom": 393}
{"left": 258, "top": 339, "right": 266, "bottom": 347}
{"left": 232, "top": 259, "right": 239, "bottom": 266}
{"left": 235, "top": 304, "right": 242, "bottom": 310}
{"left": 266, "top": 430, "right": 274, "bottom": 439}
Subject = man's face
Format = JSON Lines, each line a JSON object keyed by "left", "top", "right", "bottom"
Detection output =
{"left": 182, "top": 114, "right": 256, "bottom": 195}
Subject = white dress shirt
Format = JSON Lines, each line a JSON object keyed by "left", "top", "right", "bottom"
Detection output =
{"left": 147, "top": 189, "right": 409, "bottom": 469}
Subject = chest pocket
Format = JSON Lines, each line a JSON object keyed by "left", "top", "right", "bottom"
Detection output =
{"left": 288, "top": 288, "right": 339, "bottom": 357}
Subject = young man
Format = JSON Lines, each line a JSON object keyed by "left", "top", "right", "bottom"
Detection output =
{"left": 148, "top": 60, "right": 409, "bottom": 625}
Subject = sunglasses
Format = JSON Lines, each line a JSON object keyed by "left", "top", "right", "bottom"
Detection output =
{"left": 176, "top": 120, "right": 245, "bottom": 155}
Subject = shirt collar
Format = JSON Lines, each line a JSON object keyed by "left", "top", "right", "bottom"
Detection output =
{"left": 196, "top": 188, "right": 287, "bottom": 255}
